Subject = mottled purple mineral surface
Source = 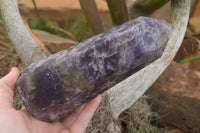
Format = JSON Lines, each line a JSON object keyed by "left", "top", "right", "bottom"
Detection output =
{"left": 17, "top": 17, "right": 171, "bottom": 122}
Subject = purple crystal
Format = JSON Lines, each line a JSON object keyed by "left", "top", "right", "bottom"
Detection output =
{"left": 16, "top": 17, "right": 171, "bottom": 122}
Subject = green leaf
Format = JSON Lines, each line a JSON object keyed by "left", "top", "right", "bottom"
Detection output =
{"left": 29, "top": 18, "right": 46, "bottom": 30}
{"left": 29, "top": 18, "right": 59, "bottom": 34}
{"left": 45, "top": 22, "right": 59, "bottom": 34}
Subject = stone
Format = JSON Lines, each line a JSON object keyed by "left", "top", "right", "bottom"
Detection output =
{"left": 16, "top": 17, "right": 171, "bottom": 122}
{"left": 32, "top": 30, "right": 77, "bottom": 53}
{"left": 153, "top": 61, "right": 200, "bottom": 99}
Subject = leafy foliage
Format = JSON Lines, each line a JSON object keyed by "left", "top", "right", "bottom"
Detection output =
{"left": 64, "top": 14, "right": 93, "bottom": 42}
{"left": 29, "top": 18, "right": 58, "bottom": 34}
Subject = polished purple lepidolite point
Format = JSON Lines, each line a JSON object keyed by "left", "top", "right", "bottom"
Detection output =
{"left": 16, "top": 17, "right": 171, "bottom": 122}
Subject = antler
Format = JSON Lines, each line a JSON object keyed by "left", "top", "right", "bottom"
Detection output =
{"left": 0, "top": 0, "right": 47, "bottom": 65}
{"left": 107, "top": 0, "right": 190, "bottom": 118}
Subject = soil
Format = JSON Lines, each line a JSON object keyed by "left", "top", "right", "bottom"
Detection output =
{"left": 0, "top": 25, "right": 23, "bottom": 78}
{"left": 0, "top": 25, "right": 24, "bottom": 110}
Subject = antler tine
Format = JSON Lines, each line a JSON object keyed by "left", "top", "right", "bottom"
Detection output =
{"left": 0, "top": 0, "right": 47, "bottom": 65}
{"left": 107, "top": 0, "right": 190, "bottom": 118}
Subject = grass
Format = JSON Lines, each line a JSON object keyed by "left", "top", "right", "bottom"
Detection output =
{"left": 13, "top": 90, "right": 24, "bottom": 110}
{"left": 28, "top": 13, "right": 94, "bottom": 42}
{"left": 119, "top": 96, "right": 175, "bottom": 133}
{"left": 64, "top": 13, "right": 94, "bottom": 42}
{"left": 179, "top": 55, "right": 200, "bottom": 64}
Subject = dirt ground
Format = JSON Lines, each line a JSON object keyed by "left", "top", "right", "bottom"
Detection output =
{"left": 0, "top": 25, "right": 23, "bottom": 78}
{"left": 0, "top": 25, "right": 24, "bottom": 110}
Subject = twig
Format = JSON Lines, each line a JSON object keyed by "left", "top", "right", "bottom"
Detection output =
{"left": 0, "top": 53, "right": 12, "bottom": 60}
{"left": 9, "top": 54, "right": 19, "bottom": 67}
{"left": 32, "top": 0, "right": 40, "bottom": 17}
{"left": 25, "top": 23, "right": 51, "bottom": 55}
{"left": 48, "top": 22, "right": 77, "bottom": 41}
{"left": 0, "top": 40, "right": 12, "bottom": 49}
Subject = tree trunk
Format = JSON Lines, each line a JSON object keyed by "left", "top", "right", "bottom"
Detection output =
{"left": 190, "top": 0, "right": 199, "bottom": 16}
{"left": 79, "top": 0, "right": 105, "bottom": 34}
{"left": 130, "top": 0, "right": 169, "bottom": 18}
{"left": 106, "top": 0, "right": 129, "bottom": 25}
